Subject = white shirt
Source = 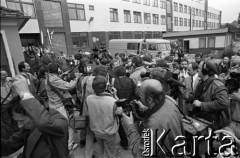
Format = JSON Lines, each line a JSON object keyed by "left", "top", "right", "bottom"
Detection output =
{"left": 192, "top": 73, "right": 198, "bottom": 88}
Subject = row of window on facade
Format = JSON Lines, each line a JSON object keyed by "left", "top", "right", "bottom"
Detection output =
{"left": 111, "top": 9, "right": 166, "bottom": 24}
{"left": 123, "top": 0, "right": 166, "bottom": 9}
{"left": 72, "top": 31, "right": 162, "bottom": 48}
{"left": 173, "top": 2, "right": 220, "bottom": 20}
{"left": 174, "top": 17, "right": 219, "bottom": 28}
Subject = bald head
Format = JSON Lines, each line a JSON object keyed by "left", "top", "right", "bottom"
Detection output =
{"left": 140, "top": 79, "right": 164, "bottom": 106}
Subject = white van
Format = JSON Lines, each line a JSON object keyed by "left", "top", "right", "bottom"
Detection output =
{"left": 108, "top": 39, "right": 171, "bottom": 58}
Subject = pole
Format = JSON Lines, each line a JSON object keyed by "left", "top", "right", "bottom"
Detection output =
{"left": 190, "top": 7, "right": 192, "bottom": 31}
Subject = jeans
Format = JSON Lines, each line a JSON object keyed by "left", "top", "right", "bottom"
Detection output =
{"left": 95, "top": 133, "right": 118, "bottom": 158}
{"left": 85, "top": 125, "right": 95, "bottom": 158}
{"left": 53, "top": 106, "right": 75, "bottom": 147}
{"left": 118, "top": 118, "right": 128, "bottom": 147}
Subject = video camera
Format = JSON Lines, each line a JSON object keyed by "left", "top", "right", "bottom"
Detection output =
{"left": 225, "top": 71, "right": 240, "bottom": 94}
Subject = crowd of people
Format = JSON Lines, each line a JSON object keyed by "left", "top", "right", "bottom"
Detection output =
{"left": 1, "top": 42, "right": 240, "bottom": 158}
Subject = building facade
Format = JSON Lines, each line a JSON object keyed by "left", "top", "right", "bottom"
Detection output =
{"left": 0, "top": 0, "right": 221, "bottom": 55}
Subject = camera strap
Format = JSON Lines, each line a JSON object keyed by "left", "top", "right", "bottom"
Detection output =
{"left": 1, "top": 88, "right": 12, "bottom": 104}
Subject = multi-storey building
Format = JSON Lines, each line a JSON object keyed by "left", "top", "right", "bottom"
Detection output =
{"left": 0, "top": 0, "right": 221, "bottom": 55}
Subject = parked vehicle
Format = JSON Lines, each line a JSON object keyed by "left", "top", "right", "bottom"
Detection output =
{"left": 108, "top": 39, "right": 171, "bottom": 58}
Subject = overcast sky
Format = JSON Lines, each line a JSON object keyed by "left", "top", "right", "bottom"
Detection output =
{"left": 208, "top": 0, "right": 240, "bottom": 23}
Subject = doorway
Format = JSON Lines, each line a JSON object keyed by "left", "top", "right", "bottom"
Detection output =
{"left": 184, "top": 40, "right": 190, "bottom": 53}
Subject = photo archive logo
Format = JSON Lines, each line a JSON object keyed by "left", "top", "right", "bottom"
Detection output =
{"left": 142, "top": 128, "right": 239, "bottom": 157}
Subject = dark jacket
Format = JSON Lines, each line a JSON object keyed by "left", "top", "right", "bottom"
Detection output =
{"left": 113, "top": 76, "right": 136, "bottom": 100}
{"left": 125, "top": 96, "right": 184, "bottom": 158}
{"left": 1, "top": 98, "right": 68, "bottom": 158}
{"left": 195, "top": 78, "right": 230, "bottom": 129}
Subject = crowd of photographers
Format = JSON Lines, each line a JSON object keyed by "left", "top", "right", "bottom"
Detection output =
{"left": 1, "top": 42, "right": 240, "bottom": 158}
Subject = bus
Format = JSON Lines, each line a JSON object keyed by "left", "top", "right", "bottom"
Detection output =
{"left": 108, "top": 39, "right": 171, "bottom": 58}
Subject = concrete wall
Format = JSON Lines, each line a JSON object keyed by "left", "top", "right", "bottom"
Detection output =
{"left": 1, "top": 20, "right": 25, "bottom": 75}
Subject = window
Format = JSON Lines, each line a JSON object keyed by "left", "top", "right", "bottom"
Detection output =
{"left": 192, "top": 8, "right": 195, "bottom": 16}
{"left": 199, "top": 38, "right": 206, "bottom": 48}
{"left": 184, "top": 18, "right": 187, "bottom": 26}
{"left": 133, "top": 0, "right": 141, "bottom": 3}
{"left": 167, "top": 16, "right": 172, "bottom": 29}
{"left": 134, "top": 31, "right": 143, "bottom": 39}
{"left": 144, "top": 13, "right": 151, "bottom": 24}
{"left": 160, "top": 0, "right": 166, "bottom": 8}
{"left": 188, "top": 6, "right": 191, "bottom": 14}
{"left": 143, "top": 0, "right": 150, "bottom": 5}
{"left": 179, "top": 4, "right": 183, "bottom": 13}
{"left": 133, "top": 11, "right": 142, "bottom": 23}
{"left": 166, "top": 0, "right": 171, "bottom": 13}
{"left": 89, "top": 5, "right": 94, "bottom": 10}
{"left": 196, "top": 20, "right": 198, "bottom": 27}
{"left": 202, "top": 21, "right": 204, "bottom": 27}
{"left": 199, "top": 20, "right": 201, "bottom": 27}
{"left": 153, "top": 14, "right": 159, "bottom": 24}
{"left": 6, "top": 0, "right": 36, "bottom": 18}
{"left": 109, "top": 32, "right": 120, "bottom": 40}
{"left": 174, "top": 2, "right": 178, "bottom": 11}
{"left": 199, "top": 10, "right": 201, "bottom": 16}
{"left": 153, "top": 0, "right": 158, "bottom": 7}
{"left": 124, "top": 10, "right": 131, "bottom": 23}
{"left": 72, "top": 32, "right": 89, "bottom": 48}
{"left": 161, "top": 15, "right": 166, "bottom": 25}
{"left": 196, "top": 9, "right": 198, "bottom": 16}
{"left": 158, "top": 43, "right": 170, "bottom": 51}
{"left": 110, "top": 8, "right": 118, "bottom": 22}
{"left": 68, "top": 4, "right": 86, "bottom": 20}
{"left": 179, "top": 18, "right": 183, "bottom": 26}
{"left": 208, "top": 37, "right": 215, "bottom": 48}
{"left": 207, "top": 12, "right": 209, "bottom": 18}
{"left": 184, "top": 5, "right": 187, "bottom": 13}
{"left": 148, "top": 43, "right": 157, "bottom": 50}
{"left": 153, "top": 31, "right": 161, "bottom": 38}
{"left": 174, "top": 17, "right": 178, "bottom": 26}
{"left": 202, "top": 10, "right": 204, "bottom": 17}
{"left": 144, "top": 32, "right": 152, "bottom": 39}
{"left": 127, "top": 43, "right": 139, "bottom": 50}
{"left": 192, "top": 19, "right": 195, "bottom": 27}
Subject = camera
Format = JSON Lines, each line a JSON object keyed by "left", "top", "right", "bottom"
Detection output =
{"left": 115, "top": 99, "right": 146, "bottom": 120}
{"left": 225, "top": 71, "right": 240, "bottom": 94}
{"left": 140, "top": 71, "right": 151, "bottom": 78}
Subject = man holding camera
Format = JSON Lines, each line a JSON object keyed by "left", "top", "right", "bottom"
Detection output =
{"left": 193, "top": 59, "right": 230, "bottom": 130}
{"left": 45, "top": 63, "right": 82, "bottom": 150}
{"left": 85, "top": 75, "right": 122, "bottom": 158}
{"left": 122, "top": 79, "right": 184, "bottom": 158}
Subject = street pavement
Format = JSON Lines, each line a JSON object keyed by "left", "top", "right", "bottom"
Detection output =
{"left": 70, "top": 130, "right": 134, "bottom": 158}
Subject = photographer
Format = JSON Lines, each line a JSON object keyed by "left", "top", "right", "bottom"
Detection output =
{"left": 227, "top": 57, "right": 240, "bottom": 139}
{"left": 192, "top": 59, "right": 230, "bottom": 130}
{"left": 45, "top": 63, "right": 81, "bottom": 150}
{"left": 122, "top": 79, "right": 184, "bottom": 158}
{"left": 85, "top": 75, "right": 122, "bottom": 158}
